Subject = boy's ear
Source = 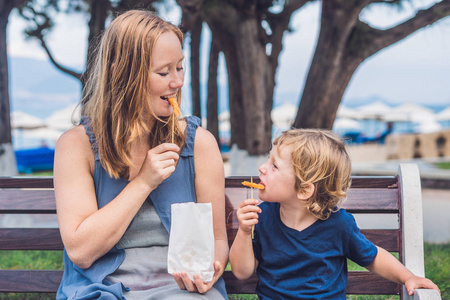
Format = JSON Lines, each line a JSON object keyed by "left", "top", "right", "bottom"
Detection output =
{"left": 297, "top": 183, "right": 315, "bottom": 200}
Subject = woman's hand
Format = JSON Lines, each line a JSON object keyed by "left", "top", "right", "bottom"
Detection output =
{"left": 173, "top": 261, "right": 222, "bottom": 293}
{"left": 236, "top": 199, "right": 261, "bottom": 235}
{"left": 135, "top": 143, "right": 180, "bottom": 190}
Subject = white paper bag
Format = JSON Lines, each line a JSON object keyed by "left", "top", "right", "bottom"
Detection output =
{"left": 167, "top": 202, "right": 215, "bottom": 282}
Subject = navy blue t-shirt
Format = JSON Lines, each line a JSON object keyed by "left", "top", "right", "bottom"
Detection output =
{"left": 252, "top": 202, "right": 377, "bottom": 300}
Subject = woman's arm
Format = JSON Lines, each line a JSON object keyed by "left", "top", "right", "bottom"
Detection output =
{"left": 173, "top": 127, "right": 228, "bottom": 293}
{"left": 54, "top": 126, "right": 179, "bottom": 269}
{"left": 366, "top": 246, "right": 439, "bottom": 295}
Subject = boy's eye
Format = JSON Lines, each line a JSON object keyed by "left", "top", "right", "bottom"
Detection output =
{"left": 177, "top": 67, "right": 184, "bottom": 71}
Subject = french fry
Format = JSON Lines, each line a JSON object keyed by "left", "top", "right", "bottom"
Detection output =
{"left": 242, "top": 177, "right": 263, "bottom": 239}
{"left": 241, "top": 181, "right": 265, "bottom": 190}
{"left": 168, "top": 97, "right": 181, "bottom": 117}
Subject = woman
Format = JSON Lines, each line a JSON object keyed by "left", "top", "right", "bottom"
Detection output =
{"left": 54, "top": 10, "right": 228, "bottom": 299}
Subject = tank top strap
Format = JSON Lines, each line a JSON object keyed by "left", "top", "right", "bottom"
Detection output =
{"left": 180, "top": 116, "right": 201, "bottom": 157}
{"left": 80, "top": 116, "right": 100, "bottom": 160}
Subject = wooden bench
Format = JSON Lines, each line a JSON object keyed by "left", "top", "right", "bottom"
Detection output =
{"left": 0, "top": 163, "right": 441, "bottom": 299}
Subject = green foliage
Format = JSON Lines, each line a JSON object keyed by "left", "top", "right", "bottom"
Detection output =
{"left": 424, "top": 243, "right": 450, "bottom": 299}
{"left": 0, "top": 250, "right": 63, "bottom": 270}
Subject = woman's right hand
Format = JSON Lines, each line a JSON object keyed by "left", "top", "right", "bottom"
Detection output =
{"left": 236, "top": 199, "right": 261, "bottom": 235}
{"left": 136, "top": 143, "right": 180, "bottom": 190}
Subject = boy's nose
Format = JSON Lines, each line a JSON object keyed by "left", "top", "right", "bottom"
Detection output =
{"left": 258, "top": 163, "right": 266, "bottom": 174}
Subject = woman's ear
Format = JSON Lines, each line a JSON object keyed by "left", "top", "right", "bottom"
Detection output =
{"left": 297, "top": 183, "right": 315, "bottom": 200}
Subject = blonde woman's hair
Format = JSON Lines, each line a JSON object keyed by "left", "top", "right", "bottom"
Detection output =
{"left": 81, "top": 10, "right": 185, "bottom": 179}
{"left": 273, "top": 129, "right": 352, "bottom": 220}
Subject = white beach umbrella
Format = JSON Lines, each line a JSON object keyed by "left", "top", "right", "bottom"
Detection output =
{"left": 11, "top": 111, "right": 46, "bottom": 129}
{"left": 333, "top": 118, "right": 362, "bottom": 131}
{"left": 336, "top": 105, "right": 360, "bottom": 120}
{"left": 355, "top": 101, "right": 392, "bottom": 120}
{"left": 436, "top": 107, "right": 450, "bottom": 121}
{"left": 271, "top": 103, "right": 297, "bottom": 128}
{"left": 390, "top": 102, "right": 435, "bottom": 123}
{"left": 46, "top": 104, "right": 81, "bottom": 131}
{"left": 414, "top": 119, "right": 442, "bottom": 133}
{"left": 219, "top": 120, "right": 231, "bottom": 132}
{"left": 21, "top": 127, "right": 64, "bottom": 140}
{"left": 218, "top": 110, "right": 230, "bottom": 122}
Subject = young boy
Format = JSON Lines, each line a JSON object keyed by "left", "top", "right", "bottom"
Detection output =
{"left": 229, "top": 129, "right": 439, "bottom": 299}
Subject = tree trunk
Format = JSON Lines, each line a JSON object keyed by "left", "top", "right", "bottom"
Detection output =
{"left": 204, "top": 2, "right": 273, "bottom": 156}
{"left": 190, "top": 17, "right": 202, "bottom": 118}
{"left": 0, "top": 0, "right": 18, "bottom": 175}
{"left": 206, "top": 36, "right": 219, "bottom": 145}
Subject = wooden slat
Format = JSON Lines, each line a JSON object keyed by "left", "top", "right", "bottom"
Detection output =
{"left": 226, "top": 176, "right": 398, "bottom": 189}
{"left": 0, "top": 229, "right": 63, "bottom": 250}
{"left": 350, "top": 176, "right": 398, "bottom": 189}
{"left": 223, "top": 271, "right": 399, "bottom": 295}
{"left": 347, "top": 272, "right": 399, "bottom": 295}
{"left": 223, "top": 271, "right": 258, "bottom": 294}
{"left": 0, "top": 270, "right": 62, "bottom": 293}
{"left": 0, "top": 177, "right": 53, "bottom": 188}
{"left": 342, "top": 188, "right": 399, "bottom": 213}
{"left": 361, "top": 229, "right": 399, "bottom": 252}
{"left": 0, "top": 190, "right": 56, "bottom": 213}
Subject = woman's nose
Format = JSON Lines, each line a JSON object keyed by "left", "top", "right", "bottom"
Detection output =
{"left": 170, "top": 72, "right": 184, "bottom": 89}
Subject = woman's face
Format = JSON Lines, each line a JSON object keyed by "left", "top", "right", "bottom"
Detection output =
{"left": 149, "top": 31, "right": 184, "bottom": 117}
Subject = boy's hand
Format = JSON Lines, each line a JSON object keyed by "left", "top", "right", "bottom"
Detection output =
{"left": 236, "top": 199, "right": 261, "bottom": 234}
{"left": 173, "top": 261, "right": 222, "bottom": 293}
{"left": 404, "top": 276, "right": 440, "bottom": 296}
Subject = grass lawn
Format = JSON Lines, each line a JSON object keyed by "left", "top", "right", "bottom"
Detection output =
{"left": 434, "top": 161, "right": 450, "bottom": 170}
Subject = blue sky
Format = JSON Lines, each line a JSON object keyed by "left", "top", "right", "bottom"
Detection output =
{"left": 6, "top": 0, "right": 450, "bottom": 117}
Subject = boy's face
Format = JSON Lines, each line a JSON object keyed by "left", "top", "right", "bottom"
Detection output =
{"left": 258, "top": 144, "right": 298, "bottom": 203}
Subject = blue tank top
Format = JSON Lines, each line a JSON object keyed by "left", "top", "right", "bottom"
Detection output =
{"left": 56, "top": 116, "right": 227, "bottom": 300}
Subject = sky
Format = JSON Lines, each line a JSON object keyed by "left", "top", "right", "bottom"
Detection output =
{"left": 6, "top": 0, "right": 450, "bottom": 116}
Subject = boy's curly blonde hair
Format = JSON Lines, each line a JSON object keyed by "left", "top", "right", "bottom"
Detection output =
{"left": 273, "top": 129, "right": 352, "bottom": 220}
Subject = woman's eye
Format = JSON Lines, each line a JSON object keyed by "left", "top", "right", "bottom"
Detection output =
{"left": 158, "top": 73, "right": 169, "bottom": 76}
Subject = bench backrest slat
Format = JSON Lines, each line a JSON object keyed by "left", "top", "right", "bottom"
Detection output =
{"left": 0, "top": 270, "right": 61, "bottom": 293}
{"left": 0, "top": 190, "right": 56, "bottom": 213}
{"left": 0, "top": 229, "right": 63, "bottom": 250}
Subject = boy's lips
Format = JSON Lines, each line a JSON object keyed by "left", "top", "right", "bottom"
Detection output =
{"left": 258, "top": 178, "right": 266, "bottom": 188}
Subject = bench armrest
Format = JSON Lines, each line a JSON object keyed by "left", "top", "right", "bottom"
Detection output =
{"left": 410, "top": 288, "right": 442, "bottom": 300}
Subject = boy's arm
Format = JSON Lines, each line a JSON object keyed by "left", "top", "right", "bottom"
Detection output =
{"left": 230, "top": 227, "right": 258, "bottom": 280}
{"left": 366, "top": 246, "right": 440, "bottom": 296}
{"left": 229, "top": 199, "right": 260, "bottom": 280}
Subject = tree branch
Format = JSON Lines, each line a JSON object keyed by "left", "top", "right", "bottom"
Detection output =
{"left": 266, "top": 0, "right": 312, "bottom": 73}
{"left": 368, "top": 1, "right": 450, "bottom": 56}
{"left": 39, "top": 36, "right": 82, "bottom": 80}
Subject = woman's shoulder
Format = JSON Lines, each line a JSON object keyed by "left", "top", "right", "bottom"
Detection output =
{"left": 55, "top": 125, "right": 95, "bottom": 163}
{"left": 194, "top": 126, "right": 216, "bottom": 145}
